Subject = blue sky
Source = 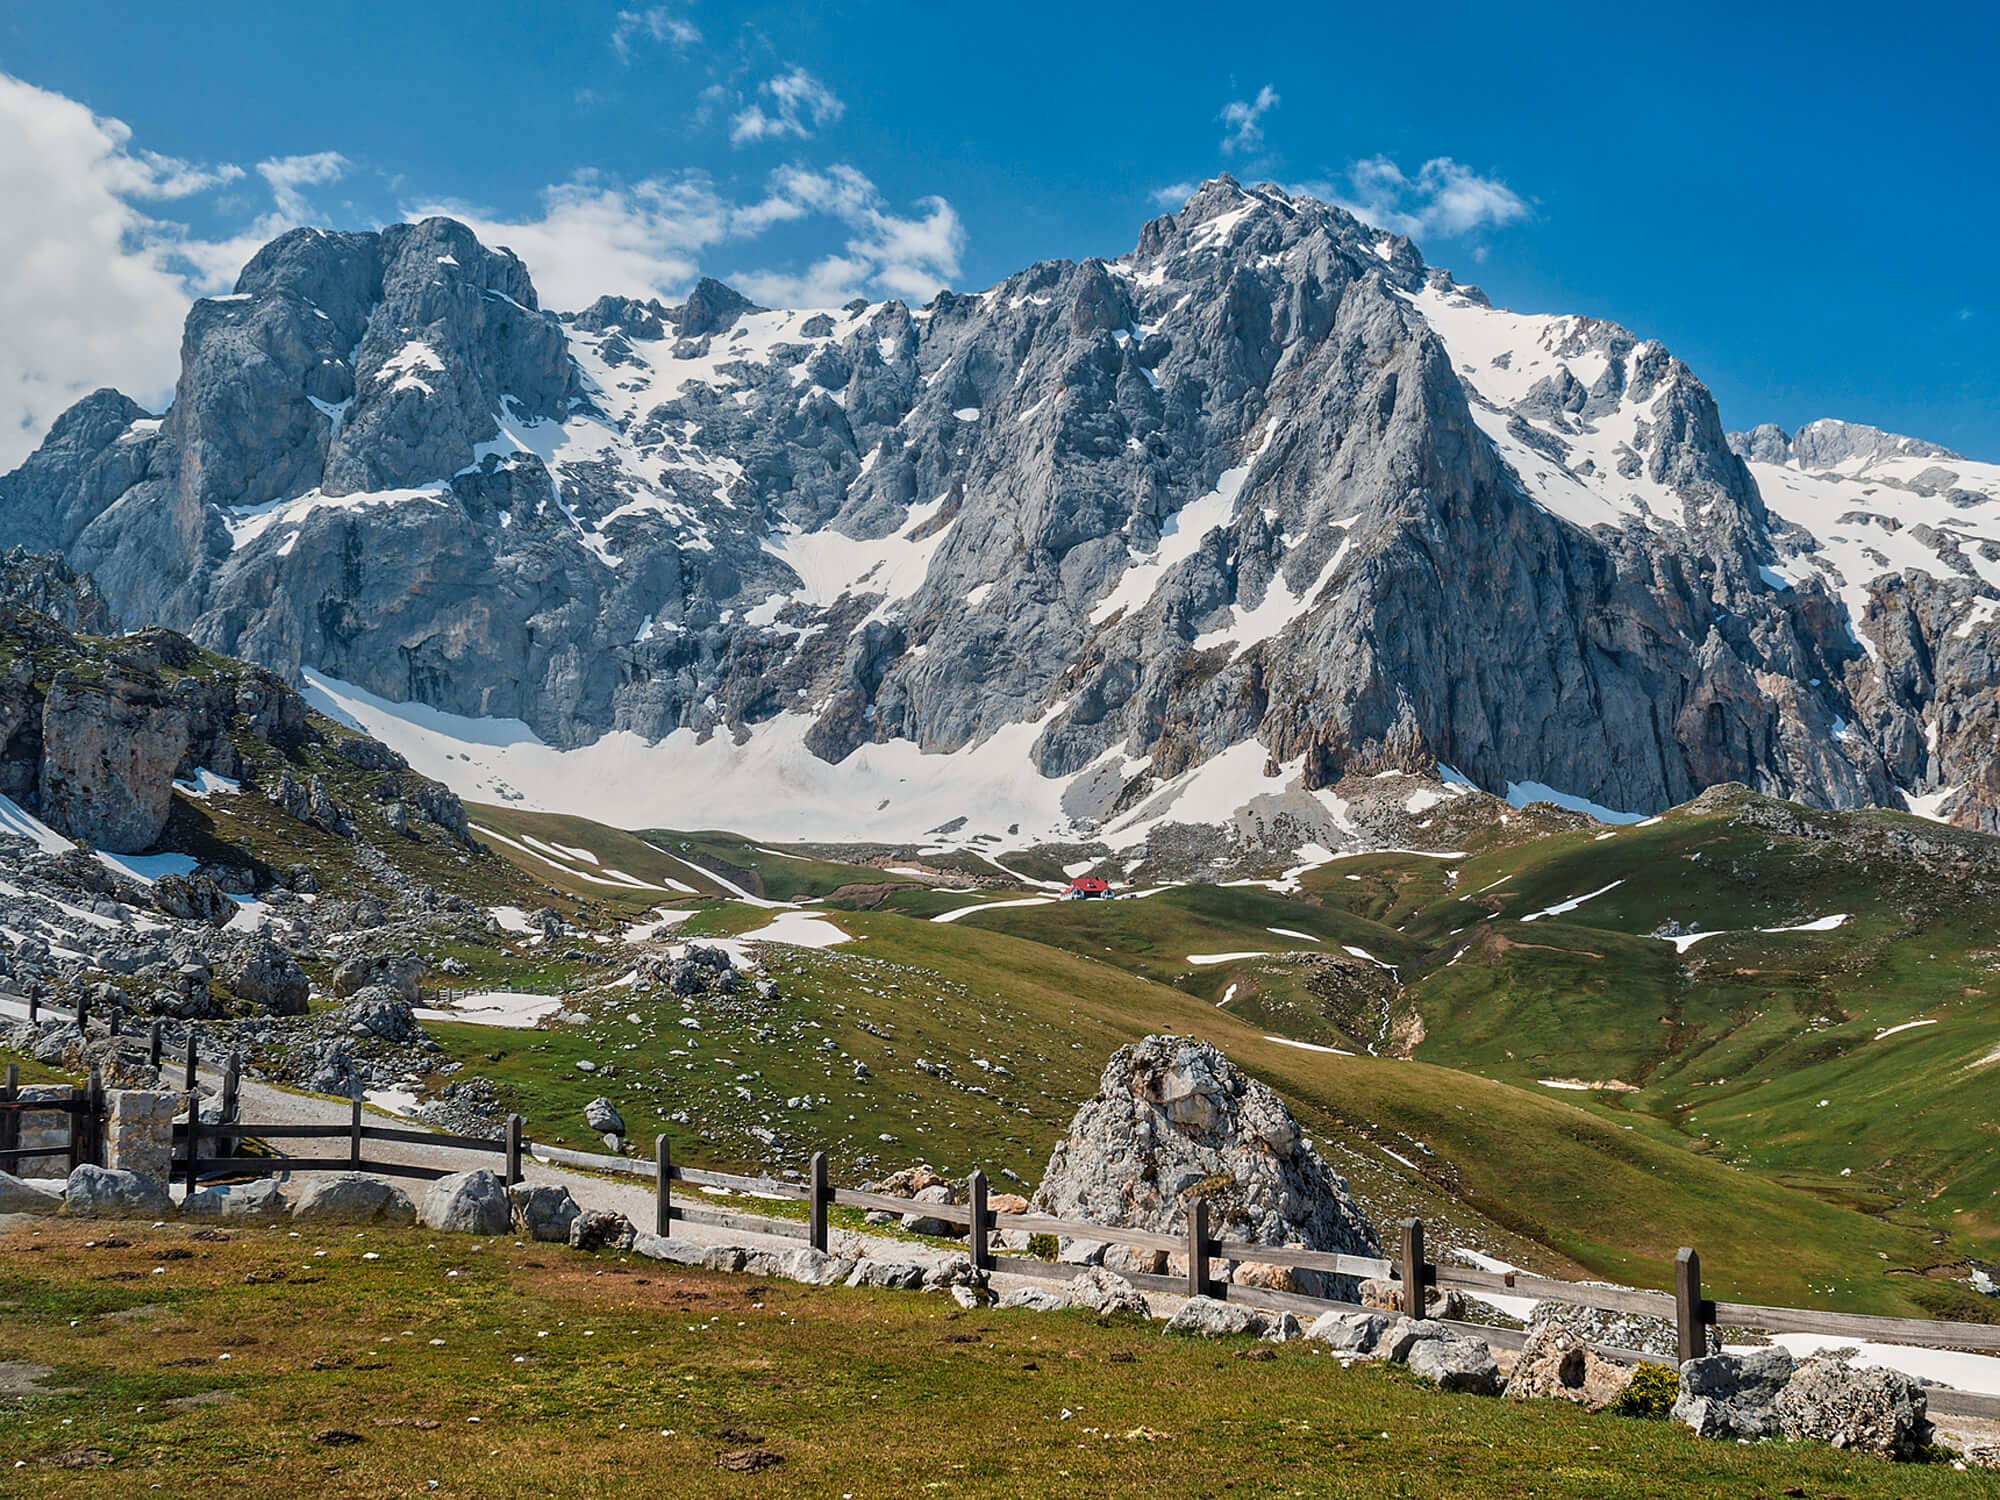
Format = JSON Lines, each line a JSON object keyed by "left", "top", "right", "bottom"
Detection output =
{"left": 1, "top": 0, "right": 1995, "bottom": 466}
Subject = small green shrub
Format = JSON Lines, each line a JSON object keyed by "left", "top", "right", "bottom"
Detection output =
{"left": 1613, "top": 1362, "right": 1679, "bottom": 1419}
{"left": 1027, "top": 1233, "right": 1059, "bottom": 1262}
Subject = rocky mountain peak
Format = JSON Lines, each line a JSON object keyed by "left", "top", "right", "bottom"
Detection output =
{"left": 4, "top": 185, "right": 1998, "bottom": 849}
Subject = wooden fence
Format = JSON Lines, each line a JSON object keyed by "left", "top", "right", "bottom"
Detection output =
{"left": 0, "top": 1062, "right": 98, "bottom": 1174}
{"left": 170, "top": 1102, "right": 525, "bottom": 1193}
{"left": 7, "top": 999, "right": 1999, "bottom": 1423}
{"left": 519, "top": 1135, "right": 2000, "bottom": 1423}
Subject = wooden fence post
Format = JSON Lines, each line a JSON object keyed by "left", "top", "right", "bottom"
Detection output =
{"left": 148, "top": 1022, "right": 163, "bottom": 1071}
{"left": 349, "top": 1093, "right": 363, "bottom": 1169}
{"left": 183, "top": 1090, "right": 202, "bottom": 1196}
{"left": 809, "top": 1151, "right": 830, "bottom": 1253}
{"left": 505, "top": 1114, "right": 523, "bottom": 1185}
{"left": 67, "top": 1085, "right": 85, "bottom": 1171}
{"left": 1186, "top": 1197, "right": 1210, "bottom": 1299}
{"left": 968, "top": 1168, "right": 990, "bottom": 1273}
{"left": 86, "top": 1067, "right": 104, "bottom": 1167}
{"left": 26, "top": 993, "right": 36, "bottom": 1024}
{"left": 1675, "top": 1247, "right": 1704, "bottom": 1364}
{"left": 655, "top": 1134, "right": 672, "bottom": 1237}
{"left": 76, "top": 989, "right": 89, "bottom": 1034}
{"left": 1, "top": 1063, "right": 17, "bottom": 1160}
{"left": 1400, "top": 1218, "right": 1426, "bottom": 1317}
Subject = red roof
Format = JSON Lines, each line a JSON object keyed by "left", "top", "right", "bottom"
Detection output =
{"left": 1067, "top": 876, "right": 1110, "bottom": 892}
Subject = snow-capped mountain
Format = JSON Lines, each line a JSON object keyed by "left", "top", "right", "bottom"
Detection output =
{"left": 4, "top": 175, "right": 1996, "bottom": 851}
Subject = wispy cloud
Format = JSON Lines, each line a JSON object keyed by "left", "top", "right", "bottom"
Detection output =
{"left": 1150, "top": 180, "right": 1198, "bottom": 207}
{"left": 412, "top": 162, "right": 962, "bottom": 312}
{"left": 611, "top": 5, "right": 700, "bottom": 62}
{"left": 1299, "top": 155, "right": 1530, "bottom": 240}
{"left": 1219, "top": 85, "right": 1279, "bottom": 156}
{"left": 257, "top": 151, "right": 350, "bottom": 221}
{"left": 730, "top": 68, "right": 845, "bottom": 146}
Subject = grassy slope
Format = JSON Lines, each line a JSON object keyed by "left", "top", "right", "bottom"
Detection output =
{"left": 434, "top": 904, "right": 1945, "bottom": 1311}
{"left": 4, "top": 1219, "right": 1988, "bottom": 1499}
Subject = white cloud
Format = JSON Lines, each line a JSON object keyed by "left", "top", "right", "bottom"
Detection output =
{"left": 410, "top": 171, "right": 737, "bottom": 309}
{"left": 729, "top": 68, "right": 845, "bottom": 146}
{"left": 1219, "top": 85, "right": 1279, "bottom": 155}
{"left": 1150, "top": 180, "right": 1198, "bottom": 207}
{"left": 421, "top": 162, "right": 963, "bottom": 313}
{"left": 257, "top": 151, "right": 349, "bottom": 221}
{"left": 0, "top": 73, "right": 354, "bottom": 471}
{"left": 733, "top": 165, "right": 962, "bottom": 306}
{"left": 611, "top": 5, "right": 700, "bottom": 62}
{"left": 1305, "top": 155, "right": 1529, "bottom": 241}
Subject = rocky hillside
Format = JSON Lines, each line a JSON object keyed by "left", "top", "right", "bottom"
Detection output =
{"left": 3, "top": 177, "right": 1995, "bottom": 854}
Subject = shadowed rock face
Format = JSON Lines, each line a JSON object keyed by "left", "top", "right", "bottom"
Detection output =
{"left": 3, "top": 178, "right": 1996, "bottom": 835}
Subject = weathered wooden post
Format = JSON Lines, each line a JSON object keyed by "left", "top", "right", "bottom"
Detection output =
{"left": 222, "top": 1052, "right": 240, "bottom": 1118}
{"left": 66, "top": 1085, "right": 85, "bottom": 1171}
{"left": 968, "top": 1168, "right": 991, "bottom": 1273}
{"left": 183, "top": 1090, "right": 203, "bottom": 1196}
{"left": 1675, "top": 1247, "right": 1704, "bottom": 1364}
{"left": 505, "top": 1114, "right": 523, "bottom": 1185}
{"left": 85, "top": 1067, "right": 104, "bottom": 1166}
{"left": 349, "top": 1093, "right": 363, "bottom": 1169}
{"left": 809, "top": 1151, "right": 829, "bottom": 1253}
{"left": 76, "top": 989, "right": 89, "bottom": 1034}
{"left": 1185, "top": 1197, "right": 1210, "bottom": 1300}
{"left": 1, "top": 1062, "right": 18, "bottom": 1160}
{"left": 26, "top": 993, "right": 37, "bottom": 1024}
{"left": 148, "top": 1022, "right": 163, "bottom": 1070}
{"left": 184, "top": 1029, "right": 199, "bottom": 1091}
{"left": 655, "top": 1134, "right": 672, "bottom": 1237}
{"left": 1400, "top": 1218, "right": 1427, "bottom": 1317}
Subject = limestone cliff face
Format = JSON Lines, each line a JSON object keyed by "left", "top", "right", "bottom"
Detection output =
{"left": 0, "top": 569, "right": 464, "bottom": 855}
{"left": 3, "top": 178, "right": 1995, "bottom": 839}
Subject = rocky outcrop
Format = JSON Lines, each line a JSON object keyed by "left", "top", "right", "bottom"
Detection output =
{"left": 1772, "top": 1352, "right": 1932, "bottom": 1461}
{"left": 0, "top": 549, "right": 114, "bottom": 632}
{"left": 1029, "top": 1036, "right": 1379, "bottom": 1298}
{"left": 1672, "top": 1348, "right": 1796, "bottom": 1440}
{"left": 331, "top": 952, "right": 424, "bottom": 1003}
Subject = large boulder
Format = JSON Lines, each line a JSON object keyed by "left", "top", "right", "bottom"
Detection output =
{"left": 342, "top": 988, "right": 421, "bottom": 1042}
{"left": 1773, "top": 1352, "right": 1932, "bottom": 1461}
{"left": 568, "top": 1207, "right": 636, "bottom": 1252}
{"left": 1304, "top": 1310, "right": 1389, "bottom": 1353}
{"left": 506, "top": 1182, "right": 580, "bottom": 1243}
{"left": 1505, "top": 1306, "right": 1636, "bottom": 1409}
{"left": 222, "top": 937, "right": 309, "bottom": 1015}
{"left": 583, "top": 1097, "right": 624, "bottom": 1135}
{"left": 1062, "top": 1266, "right": 1151, "bottom": 1318}
{"left": 289, "top": 1172, "right": 417, "bottom": 1226}
{"left": 152, "top": 872, "right": 235, "bottom": 927}
{"left": 182, "top": 1178, "right": 287, "bottom": 1220}
{"left": 1028, "top": 1037, "right": 1379, "bottom": 1300}
{"left": 1163, "top": 1295, "right": 1270, "bottom": 1338}
{"left": 331, "top": 951, "right": 424, "bottom": 1003}
{"left": 0, "top": 1170, "right": 63, "bottom": 1214}
{"left": 419, "top": 1170, "right": 510, "bottom": 1235}
{"left": 61, "top": 1163, "right": 173, "bottom": 1218}
{"left": 1407, "top": 1334, "right": 1504, "bottom": 1396}
{"left": 900, "top": 1183, "right": 960, "bottom": 1237}
{"left": 1672, "top": 1347, "right": 1796, "bottom": 1440}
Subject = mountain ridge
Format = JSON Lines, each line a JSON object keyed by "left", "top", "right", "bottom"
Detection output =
{"left": 4, "top": 174, "right": 1997, "bottom": 854}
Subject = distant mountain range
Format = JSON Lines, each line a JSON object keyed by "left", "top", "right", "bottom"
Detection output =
{"left": 5, "top": 174, "right": 1996, "bottom": 853}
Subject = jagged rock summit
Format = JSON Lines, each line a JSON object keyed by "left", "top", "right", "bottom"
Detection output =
{"left": 1029, "top": 1035, "right": 1380, "bottom": 1297}
{"left": 6, "top": 177, "right": 2000, "bottom": 851}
